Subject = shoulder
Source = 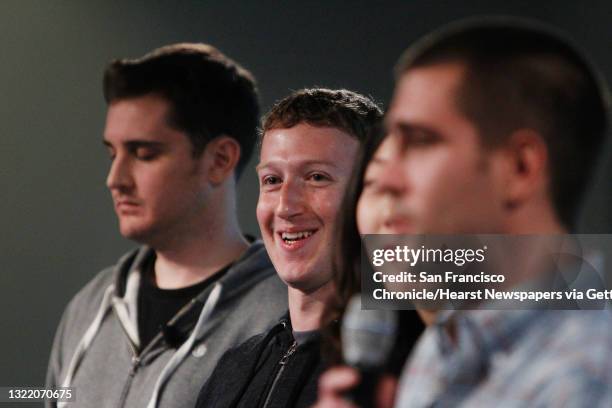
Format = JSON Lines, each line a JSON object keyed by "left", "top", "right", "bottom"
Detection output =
{"left": 195, "top": 326, "right": 282, "bottom": 408}
{"left": 538, "top": 310, "right": 612, "bottom": 370}
{"left": 218, "top": 240, "right": 287, "bottom": 311}
{"left": 47, "top": 247, "right": 143, "bottom": 381}
{"left": 530, "top": 310, "right": 612, "bottom": 358}
{"left": 56, "top": 247, "right": 143, "bottom": 340}
{"left": 505, "top": 310, "right": 612, "bottom": 404}
{"left": 219, "top": 330, "right": 275, "bottom": 366}
{"left": 60, "top": 267, "right": 115, "bottom": 333}
{"left": 225, "top": 240, "right": 276, "bottom": 282}
{"left": 66, "top": 247, "right": 142, "bottom": 312}
{"left": 209, "top": 320, "right": 287, "bottom": 380}
{"left": 68, "top": 267, "right": 115, "bottom": 309}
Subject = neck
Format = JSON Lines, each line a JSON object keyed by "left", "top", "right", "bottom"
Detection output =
{"left": 153, "top": 198, "right": 248, "bottom": 288}
{"left": 287, "top": 282, "right": 335, "bottom": 331}
{"left": 505, "top": 200, "right": 567, "bottom": 234}
{"left": 154, "top": 233, "right": 247, "bottom": 289}
{"left": 416, "top": 309, "right": 438, "bottom": 326}
{"left": 417, "top": 210, "right": 567, "bottom": 327}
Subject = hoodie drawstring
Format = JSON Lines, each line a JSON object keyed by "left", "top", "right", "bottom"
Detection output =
{"left": 58, "top": 284, "right": 115, "bottom": 408}
{"left": 146, "top": 282, "right": 223, "bottom": 408}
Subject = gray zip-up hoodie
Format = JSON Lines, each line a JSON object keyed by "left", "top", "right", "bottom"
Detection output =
{"left": 46, "top": 241, "right": 287, "bottom": 408}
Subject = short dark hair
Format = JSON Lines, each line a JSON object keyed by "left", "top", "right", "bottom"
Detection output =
{"left": 261, "top": 88, "right": 383, "bottom": 143}
{"left": 103, "top": 43, "right": 260, "bottom": 179}
{"left": 395, "top": 17, "right": 610, "bottom": 229}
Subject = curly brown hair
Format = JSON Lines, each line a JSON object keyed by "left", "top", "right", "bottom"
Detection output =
{"left": 260, "top": 88, "right": 382, "bottom": 144}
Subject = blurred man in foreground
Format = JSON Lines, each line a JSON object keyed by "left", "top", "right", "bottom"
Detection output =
{"left": 317, "top": 17, "right": 611, "bottom": 407}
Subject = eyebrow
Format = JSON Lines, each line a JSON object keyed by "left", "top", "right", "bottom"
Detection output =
{"left": 255, "top": 159, "right": 339, "bottom": 172}
{"left": 102, "top": 139, "right": 166, "bottom": 149}
{"left": 394, "top": 122, "right": 441, "bottom": 139}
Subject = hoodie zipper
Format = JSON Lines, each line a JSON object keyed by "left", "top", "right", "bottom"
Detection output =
{"left": 112, "top": 267, "right": 226, "bottom": 407}
{"left": 114, "top": 298, "right": 192, "bottom": 408}
{"left": 261, "top": 339, "right": 298, "bottom": 408}
{"left": 117, "top": 321, "right": 142, "bottom": 408}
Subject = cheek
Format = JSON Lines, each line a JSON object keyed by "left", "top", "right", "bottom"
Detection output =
{"left": 412, "top": 153, "right": 495, "bottom": 229}
{"left": 356, "top": 195, "right": 376, "bottom": 234}
{"left": 407, "top": 152, "right": 466, "bottom": 202}
{"left": 139, "top": 175, "right": 172, "bottom": 213}
{"left": 408, "top": 151, "right": 449, "bottom": 181}
{"left": 256, "top": 196, "right": 274, "bottom": 231}
{"left": 313, "top": 189, "right": 345, "bottom": 223}
{"left": 141, "top": 164, "right": 189, "bottom": 200}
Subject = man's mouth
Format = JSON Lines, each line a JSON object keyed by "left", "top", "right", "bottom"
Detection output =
{"left": 115, "top": 199, "right": 141, "bottom": 214}
{"left": 279, "top": 230, "right": 316, "bottom": 246}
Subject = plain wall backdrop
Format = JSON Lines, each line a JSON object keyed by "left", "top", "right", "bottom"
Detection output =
{"left": 1, "top": 0, "right": 611, "bottom": 395}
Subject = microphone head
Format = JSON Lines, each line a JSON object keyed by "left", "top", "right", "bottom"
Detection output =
{"left": 341, "top": 295, "right": 398, "bottom": 369}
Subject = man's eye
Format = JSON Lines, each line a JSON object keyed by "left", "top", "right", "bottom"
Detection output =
{"left": 262, "top": 175, "right": 281, "bottom": 185}
{"left": 362, "top": 178, "right": 383, "bottom": 194}
{"left": 135, "top": 148, "right": 158, "bottom": 161}
{"left": 308, "top": 173, "right": 331, "bottom": 183}
{"left": 407, "top": 130, "right": 439, "bottom": 146}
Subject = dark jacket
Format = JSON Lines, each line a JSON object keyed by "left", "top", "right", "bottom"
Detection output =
{"left": 196, "top": 314, "right": 325, "bottom": 408}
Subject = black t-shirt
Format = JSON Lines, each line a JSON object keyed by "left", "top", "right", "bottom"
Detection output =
{"left": 137, "top": 254, "right": 230, "bottom": 349}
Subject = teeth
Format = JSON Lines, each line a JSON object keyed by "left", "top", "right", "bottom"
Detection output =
{"left": 281, "top": 231, "right": 314, "bottom": 241}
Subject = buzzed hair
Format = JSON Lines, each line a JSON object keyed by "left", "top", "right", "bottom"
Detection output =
{"left": 395, "top": 17, "right": 610, "bottom": 229}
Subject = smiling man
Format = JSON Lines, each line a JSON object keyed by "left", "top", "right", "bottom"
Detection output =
{"left": 258, "top": 124, "right": 358, "bottom": 299}
{"left": 196, "top": 88, "right": 382, "bottom": 408}
{"left": 45, "top": 44, "right": 286, "bottom": 408}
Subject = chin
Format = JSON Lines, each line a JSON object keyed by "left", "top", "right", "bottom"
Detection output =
{"left": 282, "top": 267, "right": 333, "bottom": 294}
{"left": 119, "top": 224, "right": 154, "bottom": 243}
{"left": 277, "top": 269, "right": 307, "bottom": 286}
{"left": 276, "top": 266, "right": 312, "bottom": 289}
{"left": 284, "top": 279, "right": 320, "bottom": 293}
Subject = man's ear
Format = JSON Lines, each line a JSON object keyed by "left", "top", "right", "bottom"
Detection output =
{"left": 203, "top": 136, "right": 241, "bottom": 185}
{"left": 502, "top": 129, "right": 549, "bottom": 209}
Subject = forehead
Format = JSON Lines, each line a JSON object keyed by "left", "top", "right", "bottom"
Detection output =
{"left": 387, "top": 63, "right": 467, "bottom": 128}
{"left": 385, "top": 63, "right": 484, "bottom": 149}
{"left": 259, "top": 123, "right": 359, "bottom": 167}
{"left": 104, "top": 94, "right": 178, "bottom": 143}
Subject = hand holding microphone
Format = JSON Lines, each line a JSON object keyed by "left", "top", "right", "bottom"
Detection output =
{"left": 340, "top": 295, "right": 398, "bottom": 408}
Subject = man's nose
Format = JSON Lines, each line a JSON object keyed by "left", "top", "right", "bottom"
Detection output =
{"left": 106, "top": 155, "right": 134, "bottom": 192}
{"left": 377, "top": 158, "right": 409, "bottom": 197}
{"left": 276, "top": 179, "right": 306, "bottom": 220}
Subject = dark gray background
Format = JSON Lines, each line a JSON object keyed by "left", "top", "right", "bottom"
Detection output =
{"left": 1, "top": 0, "right": 611, "bottom": 390}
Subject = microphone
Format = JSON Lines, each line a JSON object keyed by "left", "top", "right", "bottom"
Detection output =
{"left": 341, "top": 295, "right": 398, "bottom": 408}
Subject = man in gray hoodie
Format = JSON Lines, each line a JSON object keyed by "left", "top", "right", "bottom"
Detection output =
{"left": 46, "top": 43, "right": 287, "bottom": 408}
